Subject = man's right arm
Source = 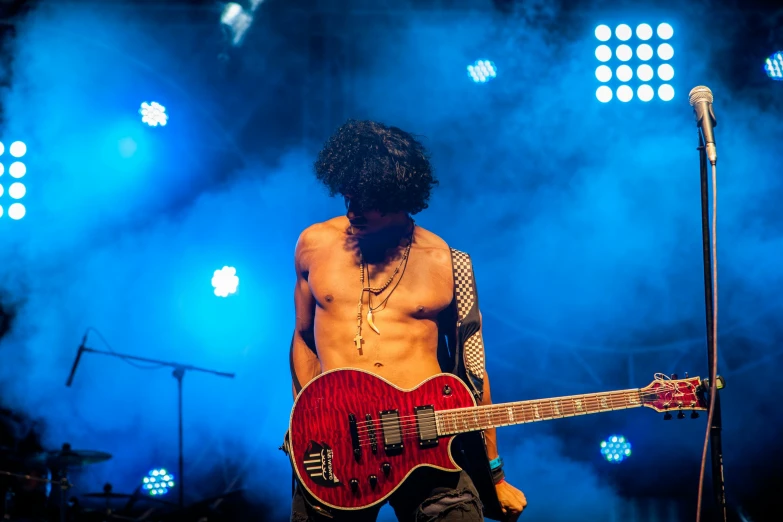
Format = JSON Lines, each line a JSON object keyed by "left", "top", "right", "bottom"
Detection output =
{"left": 290, "top": 228, "right": 321, "bottom": 399}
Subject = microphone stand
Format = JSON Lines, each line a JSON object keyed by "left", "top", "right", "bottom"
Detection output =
{"left": 696, "top": 132, "right": 727, "bottom": 522}
{"left": 71, "top": 347, "right": 235, "bottom": 510}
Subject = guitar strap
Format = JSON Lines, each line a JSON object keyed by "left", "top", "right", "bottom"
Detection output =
{"left": 441, "top": 248, "right": 503, "bottom": 521}
{"left": 448, "top": 248, "right": 486, "bottom": 401}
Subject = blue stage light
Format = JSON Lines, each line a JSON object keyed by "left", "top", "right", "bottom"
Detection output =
{"left": 9, "top": 141, "right": 26, "bottom": 158}
{"left": 616, "top": 85, "right": 633, "bottom": 102}
{"left": 658, "top": 84, "right": 675, "bottom": 101}
{"left": 596, "top": 86, "right": 613, "bottom": 103}
{"left": 600, "top": 435, "right": 632, "bottom": 463}
{"left": 616, "top": 65, "right": 633, "bottom": 82}
{"left": 143, "top": 468, "right": 174, "bottom": 496}
{"left": 212, "top": 266, "right": 239, "bottom": 297}
{"left": 7, "top": 203, "right": 25, "bottom": 220}
{"left": 765, "top": 52, "right": 783, "bottom": 81}
{"left": 139, "top": 102, "right": 168, "bottom": 127}
{"left": 657, "top": 23, "right": 674, "bottom": 40}
{"left": 467, "top": 60, "right": 497, "bottom": 83}
{"left": 8, "top": 182, "right": 25, "bottom": 200}
{"left": 637, "top": 84, "right": 654, "bottom": 102}
{"left": 595, "top": 22, "right": 675, "bottom": 102}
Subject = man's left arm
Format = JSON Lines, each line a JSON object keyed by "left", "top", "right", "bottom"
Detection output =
{"left": 478, "top": 313, "right": 528, "bottom": 520}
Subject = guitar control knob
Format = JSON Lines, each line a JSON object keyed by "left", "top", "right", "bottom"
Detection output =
{"left": 369, "top": 475, "right": 378, "bottom": 489}
{"left": 381, "top": 462, "right": 391, "bottom": 477}
{"left": 350, "top": 478, "right": 359, "bottom": 493}
{"left": 443, "top": 385, "right": 452, "bottom": 396}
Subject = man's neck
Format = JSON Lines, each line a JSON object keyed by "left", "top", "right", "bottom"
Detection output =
{"left": 354, "top": 217, "right": 414, "bottom": 264}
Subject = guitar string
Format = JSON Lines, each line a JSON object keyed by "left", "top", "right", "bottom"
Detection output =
{"left": 349, "top": 389, "right": 682, "bottom": 435}
{"left": 348, "top": 391, "right": 695, "bottom": 444}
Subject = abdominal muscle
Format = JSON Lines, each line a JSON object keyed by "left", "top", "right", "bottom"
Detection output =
{"left": 314, "top": 308, "right": 445, "bottom": 389}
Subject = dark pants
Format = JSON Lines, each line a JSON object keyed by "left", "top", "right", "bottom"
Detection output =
{"left": 291, "top": 467, "right": 483, "bottom": 522}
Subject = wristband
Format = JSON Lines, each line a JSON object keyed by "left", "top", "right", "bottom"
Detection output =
{"left": 489, "top": 456, "right": 504, "bottom": 471}
{"left": 491, "top": 467, "right": 505, "bottom": 484}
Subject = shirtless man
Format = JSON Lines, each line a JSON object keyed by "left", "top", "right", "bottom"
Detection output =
{"left": 289, "top": 120, "right": 527, "bottom": 522}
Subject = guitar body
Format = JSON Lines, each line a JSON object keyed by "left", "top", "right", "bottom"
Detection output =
{"left": 288, "top": 368, "right": 475, "bottom": 511}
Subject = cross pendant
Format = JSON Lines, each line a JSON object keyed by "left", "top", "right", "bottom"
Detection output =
{"left": 354, "top": 333, "right": 363, "bottom": 351}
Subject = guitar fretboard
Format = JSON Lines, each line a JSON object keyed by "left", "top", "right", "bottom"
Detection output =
{"left": 434, "top": 388, "right": 643, "bottom": 436}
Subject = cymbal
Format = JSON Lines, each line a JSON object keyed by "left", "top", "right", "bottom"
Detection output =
{"left": 32, "top": 449, "right": 112, "bottom": 469}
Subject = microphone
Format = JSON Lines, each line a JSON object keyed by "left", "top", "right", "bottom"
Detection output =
{"left": 65, "top": 332, "right": 88, "bottom": 387}
{"left": 688, "top": 86, "right": 718, "bottom": 166}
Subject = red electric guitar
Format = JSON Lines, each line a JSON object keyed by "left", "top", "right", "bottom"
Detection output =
{"left": 287, "top": 368, "right": 708, "bottom": 512}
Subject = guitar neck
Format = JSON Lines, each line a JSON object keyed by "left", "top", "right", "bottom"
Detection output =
{"left": 435, "top": 388, "right": 644, "bottom": 436}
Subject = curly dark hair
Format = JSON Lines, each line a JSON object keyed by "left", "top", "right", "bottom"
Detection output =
{"left": 314, "top": 120, "right": 438, "bottom": 215}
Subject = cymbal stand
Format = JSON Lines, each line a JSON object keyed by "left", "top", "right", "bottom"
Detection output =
{"left": 65, "top": 347, "right": 235, "bottom": 509}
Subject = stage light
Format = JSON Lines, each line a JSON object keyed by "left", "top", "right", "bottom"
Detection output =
{"left": 635, "top": 24, "right": 653, "bottom": 40}
{"left": 8, "top": 203, "right": 25, "bottom": 220}
{"left": 658, "top": 63, "right": 675, "bottom": 81}
{"left": 8, "top": 182, "right": 25, "bottom": 200}
{"left": 600, "top": 435, "right": 632, "bottom": 463}
{"left": 658, "top": 84, "right": 675, "bottom": 101}
{"left": 596, "top": 22, "right": 674, "bottom": 103}
{"left": 657, "top": 43, "right": 674, "bottom": 60}
{"left": 595, "top": 65, "right": 612, "bottom": 82}
{"left": 657, "top": 23, "right": 673, "bottom": 40}
{"left": 212, "top": 266, "right": 239, "bottom": 297}
{"left": 467, "top": 60, "right": 497, "bottom": 83}
{"left": 9, "top": 162, "right": 25, "bottom": 179}
{"left": 140, "top": 102, "right": 167, "bottom": 127}
{"left": 143, "top": 468, "right": 174, "bottom": 496}
{"left": 616, "top": 44, "right": 632, "bottom": 62}
{"left": 595, "top": 25, "right": 611, "bottom": 42}
{"left": 0, "top": 142, "right": 4, "bottom": 156}
{"left": 596, "top": 86, "right": 613, "bottom": 103}
{"left": 615, "top": 24, "right": 632, "bottom": 41}
{"left": 0, "top": 205, "right": 3, "bottom": 217}
{"left": 221, "top": 2, "right": 255, "bottom": 46}
{"left": 765, "top": 51, "right": 783, "bottom": 81}
{"left": 595, "top": 45, "right": 612, "bottom": 62}
{"left": 0, "top": 185, "right": 3, "bottom": 197}
{"left": 9, "top": 141, "right": 26, "bottom": 158}
{"left": 637, "top": 64, "right": 654, "bottom": 82}
{"left": 616, "top": 65, "right": 633, "bottom": 82}
{"left": 637, "top": 85, "right": 654, "bottom": 102}
{"left": 617, "top": 85, "right": 633, "bottom": 102}
{"left": 636, "top": 44, "right": 653, "bottom": 61}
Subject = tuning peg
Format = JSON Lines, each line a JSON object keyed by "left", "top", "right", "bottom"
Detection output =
{"left": 677, "top": 411, "right": 686, "bottom": 419}
{"left": 671, "top": 373, "right": 678, "bottom": 380}
{"left": 663, "top": 412, "right": 672, "bottom": 420}
{"left": 691, "top": 411, "right": 700, "bottom": 419}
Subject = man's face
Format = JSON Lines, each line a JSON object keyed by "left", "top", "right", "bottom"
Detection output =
{"left": 343, "top": 195, "right": 386, "bottom": 236}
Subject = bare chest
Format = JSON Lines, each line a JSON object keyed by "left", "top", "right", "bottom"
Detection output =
{"left": 308, "top": 247, "right": 454, "bottom": 319}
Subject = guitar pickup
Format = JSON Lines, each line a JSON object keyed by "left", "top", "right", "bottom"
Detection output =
{"left": 348, "top": 413, "right": 361, "bottom": 461}
{"left": 380, "top": 409, "right": 403, "bottom": 455}
{"left": 366, "top": 414, "right": 378, "bottom": 454}
{"left": 414, "top": 405, "right": 438, "bottom": 448}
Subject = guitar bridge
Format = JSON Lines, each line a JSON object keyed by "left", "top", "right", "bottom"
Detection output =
{"left": 380, "top": 409, "right": 403, "bottom": 455}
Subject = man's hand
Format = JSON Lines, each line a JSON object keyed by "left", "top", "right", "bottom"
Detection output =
{"left": 495, "top": 480, "right": 527, "bottom": 521}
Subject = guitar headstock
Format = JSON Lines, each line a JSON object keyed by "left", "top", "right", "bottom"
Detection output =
{"left": 640, "top": 373, "right": 707, "bottom": 413}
